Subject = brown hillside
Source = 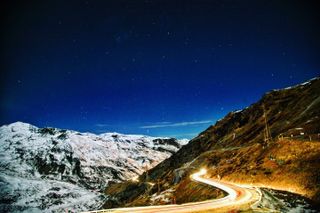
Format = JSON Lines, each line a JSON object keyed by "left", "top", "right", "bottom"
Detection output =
{"left": 103, "top": 77, "right": 320, "bottom": 208}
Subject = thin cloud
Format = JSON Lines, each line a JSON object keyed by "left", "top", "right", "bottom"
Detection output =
{"left": 140, "top": 120, "right": 212, "bottom": 129}
{"left": 95, "top": 123, "right": 110, "bottom": 127}
{"left": 164, "top": 132, "right": 199, "bottom": 138}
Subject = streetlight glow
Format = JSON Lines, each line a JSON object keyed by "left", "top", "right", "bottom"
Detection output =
{"left": 131, "top": 175, "right": 139, "bottom": 182}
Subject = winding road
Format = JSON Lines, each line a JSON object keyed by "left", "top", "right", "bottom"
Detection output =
{"left": 83, "top": 169, "right": 261, "bottom": 213}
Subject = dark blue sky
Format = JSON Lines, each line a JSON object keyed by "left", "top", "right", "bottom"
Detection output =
{"left": 1, "top": 0, "right": 319, "bottom": 138}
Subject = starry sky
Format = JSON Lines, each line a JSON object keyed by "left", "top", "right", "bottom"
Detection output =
{"left": 1, "top": 0, "right": 319, "bottom": 139}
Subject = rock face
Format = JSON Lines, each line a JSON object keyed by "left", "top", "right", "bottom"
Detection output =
{"left": 105, "top": 77, "right": 320, "bottom": 210}
{"left": 0, "top": 122, "right": 188, "bottom": 212}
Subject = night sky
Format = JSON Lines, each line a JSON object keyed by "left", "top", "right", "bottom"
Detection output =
{"left": 1, "top": 0, "right": 319, "bottom": 138}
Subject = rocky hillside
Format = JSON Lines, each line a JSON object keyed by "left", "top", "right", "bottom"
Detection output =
{"left": 0, "top": 122, "right": 188, "bottom": 212}
{"left": 104, "top": 77, "right": 320, "bottom": 210}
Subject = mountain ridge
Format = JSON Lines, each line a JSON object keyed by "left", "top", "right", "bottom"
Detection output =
{"left": 103, "top": 77, "right": 320, "bottom": 211}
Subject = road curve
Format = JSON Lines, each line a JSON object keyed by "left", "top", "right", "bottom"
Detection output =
{"left": 83, "top": 169, "right": 261, "bottom": 213}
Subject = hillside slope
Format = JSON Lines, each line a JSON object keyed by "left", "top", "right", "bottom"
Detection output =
{"left": 0, "top": 122, "right": 187, "bottom": 212}
{"left": 104, "top": 77, "right": 320, "bottom": 210}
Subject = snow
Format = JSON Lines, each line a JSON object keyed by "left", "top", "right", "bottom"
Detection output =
{"left": 0, "top": 174, "right": 104, "bottom": 213}
{"left": 177, "top": 139, "right": 189, "bottom": 146}
{"left": 150, "top": 188, "right": 175, "bottom": 204}
{"left": 257, "top": 188, "right": 318, "bottom": 213}
{"left": 0, "top": 122, "right": 188, "bottom": 212}
{"left": 272, "top": 77, "right": 319, "bottom": 92}
{"left": 233, "top": 109, "right": 243, "bottom": 114}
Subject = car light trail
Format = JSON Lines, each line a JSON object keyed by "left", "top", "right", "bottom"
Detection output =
{"left": 82, "top": 168, "right": 260, "bottom": 213}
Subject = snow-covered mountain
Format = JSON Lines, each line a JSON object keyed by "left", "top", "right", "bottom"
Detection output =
{"left": 0, "top": 122, "right": 188, "bottom": 212}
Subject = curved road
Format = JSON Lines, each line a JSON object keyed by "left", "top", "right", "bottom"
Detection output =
{"left": 84, "top": 169, "right": 261, "bottom": 213}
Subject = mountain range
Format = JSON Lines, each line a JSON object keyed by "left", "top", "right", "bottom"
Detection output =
{"left": 1, "top": 77, "right": 319, "bottom": 212}
{"left": 0, "top": 122, "right": 188, "bottom": 212}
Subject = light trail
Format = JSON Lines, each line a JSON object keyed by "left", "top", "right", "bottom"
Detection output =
{"left": 190, "top": 168, "right": 237, "bottom": 201}
{"left": 83, "top": 168, "right": 261, "bottom": 213}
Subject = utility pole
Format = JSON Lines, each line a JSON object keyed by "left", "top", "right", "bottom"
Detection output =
{"left": 263, "top": 104, "right": 272, "bottom": 145}
{"left": 144, "top": 163, "right": 149, "bottom": 182}
{"left": 157, "top": 179, "right": 160, "bottom": 194}
{"left": 172, "top": 195, "right": 176, "bottom": 204}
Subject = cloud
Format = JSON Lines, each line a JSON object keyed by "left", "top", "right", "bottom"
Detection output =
{"left": 140, "top": 120, "right": 212, "bottom": 129}
{"left": 164, "top": 132, "right": 199, "bottom": 139}
{"left": 95, "top": 123, "right": 110, "bottom": 127}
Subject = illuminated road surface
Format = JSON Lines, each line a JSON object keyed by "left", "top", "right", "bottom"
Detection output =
{"left": 83, "top": 169, "right": 260, "bottom": 213}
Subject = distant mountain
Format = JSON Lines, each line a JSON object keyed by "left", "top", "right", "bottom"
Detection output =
{"left": 0, "top": 122, "right": 188, "bottom": 212}
{"left": 105, "top": 77, "right": 320, "bottom": 211}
